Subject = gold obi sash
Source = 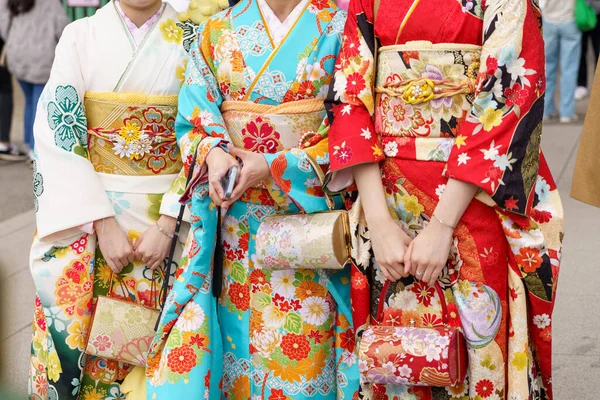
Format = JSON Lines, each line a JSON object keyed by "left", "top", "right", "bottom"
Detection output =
{"left": 220, "top": 98, "right": 326, "bottom": 200}
{"left": 85, "top": 92, "right": 183, "bottom": 193}
{"left": 221, "top": 98, "right": 326, "bottom": 152}
{"left": 374, "top": 41, "right": 482, "bottom": 162}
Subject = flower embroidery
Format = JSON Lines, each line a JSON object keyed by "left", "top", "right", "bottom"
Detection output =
{"left": 47, "top": 85, "right": 87, "bottom": 152}
{"left": 92, "top": 335, "right": 112, "bottom": 352}
{"left": 333, "top": 141, "right": 353, "bottom": 165}
{"left": 475, "top": 379, "right": 495, "bottom": 398}
{"left": 299, "top": 296, "right": 330, "bottom": 326}
{"left": 167, "top": 345, "right": 197, "bottom": 374}
{"left": 229, "top": 282, "right": 250, "bottom": 311}
{"left": 253, "top": 329, "right": 282, "bottom": 357}
{"left": 480, "top": 107, "right": 503, "bottom": 131}
{"left": 402, "top": 195, "right": 425, "bottom": 215}
{"left": 47, "top": 351, "right": 62, "bottom": 382}
{"left": 271, "top": 270, "right": 296, "bottom": 298}
{"left": 345, "top": 72, "right": 366, "bottom": 99}
{"left": 66, "top": 320, "right": 88, "bottom": 350}
{"left": 343, "top": 35, "right": 361, "bottom": 59}
{"left": 160, "top": 19, "right": 183, "bottom": 43}
{"left": 176, "top": 302, "right": 206, "bottom": 332}
{"left": 533, "top": 314, "right": 551, "bottom": 329}
{"left": 242, "top": 117, "right": 281, "bottom": 153}
{"left": 515, "top": 247, "right": 543, "bottom": 273}
{"left": 411, "top": 282, "right": 435, "bottom": 307}
{"left": 281, "top": 333, "right": 311, "bottom": 361}
{"left": 504, "top": 83, "right": 529, "bottom": 107}
{"left": 294, "top": 280, "right": 326, "bottom": 301}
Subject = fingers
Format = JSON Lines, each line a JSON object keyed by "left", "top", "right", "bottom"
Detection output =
{"left": 208, "top": 182, "right": 224, "bottom": 207}
{"left": 227, "top": 143, "right": 245, "bottom": 159}
{"left": 106, "top": 258, "right": 123, "bottom": 274}
{"left": 379, "top": 261, "right": 402, "bottom": 281}
{"left": 378, "top": 265, "right": 395, "bottom": 282}
{"left": 404, "top": 242, "right": 413, "bottom": 276}
{"left": 149, "top": 259, "right": 164, "bottom": 271}
{"left": 420, "top": 264, "right": 434, "bottom": 285}
{"left": 427, "top": 266, "right": 445, "bottom": 287}
{"left": 209, "top": 174, "right": 225, "bottom": 203}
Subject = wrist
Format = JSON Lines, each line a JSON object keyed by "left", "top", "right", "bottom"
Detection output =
{"left": 158, "top": 215, "right": 176, "bottom": 228}
{"left": 93, "top": 217, "right": 113, "bottom": 231}
{"left": 206, "top": 147, "right": 226, "bottom": 164}
{"left": 428, "top": 216, "right": 455, "bottom": 235}
{"left": 365, "top": 212, "right": 395, "bottom": 230}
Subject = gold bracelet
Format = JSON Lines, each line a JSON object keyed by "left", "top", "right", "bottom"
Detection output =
{"left": 156, "top": 222, "right": 175, "bottom": 239}
{"left": 432, "top": 214, "right": 456, "bottom": 230}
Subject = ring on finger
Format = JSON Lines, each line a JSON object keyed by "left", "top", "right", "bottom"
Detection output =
{"left": 416, "top": 270, "right": 423, "bottom": 276}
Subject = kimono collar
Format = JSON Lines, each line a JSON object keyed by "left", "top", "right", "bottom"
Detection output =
{"left": 115, "top": 0, "right": 165, "bottom": 47}
{"left": 257, "top": 0, "right": 311, "bottom": 46}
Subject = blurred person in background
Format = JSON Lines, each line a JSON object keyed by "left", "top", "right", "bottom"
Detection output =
{"left": 0, "top": 36, "right": 27, "bottom": 160}
{"left": 576, "top": 0, "right": 600, "bottom": 100}
{"left": 0, "top": 0, "right": 68, "bottom": 163}
{"left": 541, "top": 0, "right": 582, "bottom": 123}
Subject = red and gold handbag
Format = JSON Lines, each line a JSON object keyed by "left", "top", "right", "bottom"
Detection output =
{"left": 357, "top": 281, "right": 468, "bottom": 387}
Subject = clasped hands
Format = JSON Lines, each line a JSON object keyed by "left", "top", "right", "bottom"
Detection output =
{"left": 370, "top": 215, "right": 454, "bottom": 286}
{"left": 94, "top": 215, "right": 177, "bottom": 274}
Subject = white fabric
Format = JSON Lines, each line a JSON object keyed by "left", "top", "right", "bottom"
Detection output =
{"left": 258, "top": 0, "right": 310, "bottom": 46}
{"left": 540, "top": 0, "right": 576, "bottom": 24}
{"left": 97, "top": 173, "right": 180, "bottom": 194}
{"left": 34, "top": 2, "right": 187, "bottom": 241}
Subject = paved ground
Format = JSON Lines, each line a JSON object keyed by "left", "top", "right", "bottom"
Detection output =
{"left": 0, "top": 86, "right": 599, "bottom": 398}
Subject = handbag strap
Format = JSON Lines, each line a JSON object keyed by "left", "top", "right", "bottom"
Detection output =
{"left": 108, "top": 269, "right": 159, "bottom": 308}
{"left": 304, "top": 154, "right": 337, "bottom": 210}
{"left": 376, "top": 280, "right": 449, "bottom": 325}
{"left": 212, "top": 206, "right": 224, "bottom": 298}
{"left": 157, "top": 152, "right": 197, "bottom": 309}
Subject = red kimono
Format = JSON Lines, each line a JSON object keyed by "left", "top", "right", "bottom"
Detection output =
{"left": 326, "top": 1, "right": 563, "bottom": 399}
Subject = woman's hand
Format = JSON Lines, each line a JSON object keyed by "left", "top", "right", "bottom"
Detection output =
{"left": 94, "top": 217, "right": 134, "bottom": 273}
{"left": 370, "top": 216, "right": 412, "bottom": 282}
{"left": 404, "top": 218, "right": 454, "bottom": 286}
{"left": 222, "top": 144, "right": 270, "bottom": 209}
{"left": 134, "top": 216, "right": 177, "bottom": 271}
{"left": 206, "top": 147, "right": 240, "bottom": 207}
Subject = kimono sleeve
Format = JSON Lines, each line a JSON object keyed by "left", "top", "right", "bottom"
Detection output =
{"left": 34, "top": 22, "right": 115, "bottom": 242}
{"left": 174, "top": 24, "right": 231, "bottom": 200}
{"left": 326, "top": 0, "right": 384, "bottom": 182}
{"left": 445, "top": 1, "right": 546, "bottom": 216}
{"left": 262, "top": 120, "right": 334, "bottom": 214}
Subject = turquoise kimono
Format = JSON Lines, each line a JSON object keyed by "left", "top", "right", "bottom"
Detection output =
{"left": 147, "top": 0, "right": 359, "bottom": 398}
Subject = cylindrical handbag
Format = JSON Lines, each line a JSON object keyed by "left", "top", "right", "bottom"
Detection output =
{"left": 358, "top": 281, "right": 468, "bottom": 387}
{"left": 255, "top": 154, "right": 351, "bottom": 270}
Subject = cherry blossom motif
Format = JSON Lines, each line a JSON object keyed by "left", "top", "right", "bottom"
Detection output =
{"left": 242, "top": 117, "right": 281, "bottom": 153}
{"left": 92, "top": 335, "right": 113, "bottom": 352}
{"left": 504, "top": 83, "right": 529, "bottom": 107}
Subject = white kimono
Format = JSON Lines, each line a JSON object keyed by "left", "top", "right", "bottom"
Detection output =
{"left": 28, "top": 3, "right": 191, "bottom": 399}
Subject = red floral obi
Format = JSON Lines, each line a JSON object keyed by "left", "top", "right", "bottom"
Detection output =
{"left": 374, "top": 42, "right": 481, "bottom": 162}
